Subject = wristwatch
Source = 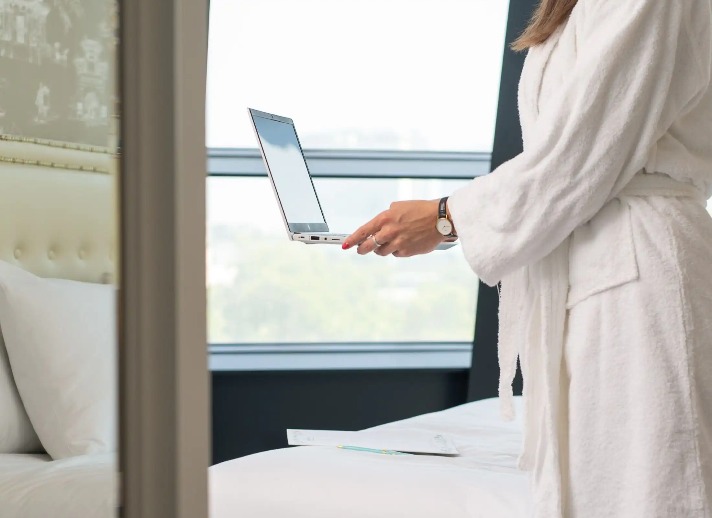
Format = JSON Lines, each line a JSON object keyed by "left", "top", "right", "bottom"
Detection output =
{"left": 436, "top": 197, "right": 457, "bottom": 238}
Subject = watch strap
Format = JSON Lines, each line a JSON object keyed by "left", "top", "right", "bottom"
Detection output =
{"left": 438, "top": 197, "right": 448, "bottom": 219}
{"left": 437, "top": 196, "right": 456, "bottom": 238}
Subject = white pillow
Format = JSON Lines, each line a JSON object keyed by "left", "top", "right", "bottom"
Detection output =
{"left": 0, "top": 331, "right": 42, "bottom": 453}
{"left": 0, "top": 261, "right": 117, "bottom": 460}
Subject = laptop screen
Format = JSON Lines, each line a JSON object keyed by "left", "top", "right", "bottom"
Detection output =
{"left": 251, "top": 112, "right": 328, "bottom": 233}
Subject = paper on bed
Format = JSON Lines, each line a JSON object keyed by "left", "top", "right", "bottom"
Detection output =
{"left": 286, "top": 429, "right": 459, "bottom": 455}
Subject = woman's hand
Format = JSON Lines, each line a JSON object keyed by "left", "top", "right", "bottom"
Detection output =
{"left": 342, "top": 199, "right": 447, "bottom": 257}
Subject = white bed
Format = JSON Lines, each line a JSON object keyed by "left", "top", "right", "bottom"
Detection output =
{"left": 210, "top": 396, "right": 531, "bottom": 518}
{"left": 0, "top": 453, "right": 117, "bottom": 518}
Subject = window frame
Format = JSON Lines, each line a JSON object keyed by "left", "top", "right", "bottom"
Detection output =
{"left": 208, "top": 148, "right": 492, "bottom": 179}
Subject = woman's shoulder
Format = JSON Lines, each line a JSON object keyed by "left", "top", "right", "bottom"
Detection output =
{"left": 576, "top": 0, "right": 709, "bottom": 17}
{"left": 574, "top": 0, "right": 712, "bottom": 98}
{"left": 574, "top": 0, "right": 710, "bottom": 45}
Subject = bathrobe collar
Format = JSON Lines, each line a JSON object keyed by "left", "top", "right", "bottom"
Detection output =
{"left": 519, "top": 24, "right": 566, "bottom": 142}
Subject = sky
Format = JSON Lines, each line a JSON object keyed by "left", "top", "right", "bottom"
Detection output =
{"left": 206, "top": 0, "right": 510, "bottom": 152}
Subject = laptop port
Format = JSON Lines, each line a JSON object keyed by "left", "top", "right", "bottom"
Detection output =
{"left": 311, "top": 236, "right": 320, "bottom": 241}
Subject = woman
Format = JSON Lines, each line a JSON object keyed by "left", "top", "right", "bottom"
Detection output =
{"left": 343, "top": 0, "right": 712, "bottom": 516}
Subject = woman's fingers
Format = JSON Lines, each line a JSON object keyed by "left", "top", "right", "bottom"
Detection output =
{"left": 344, "top": 211, "right": 387, "bottom": 250}
{"left": 374, "top": 237, "right": 399, "bottom": 256}
{"left": 356, "top": 236, "right": 377, "bottom": 255}
{"left": 357, "top": 231, "right": 393, "bottom": 255}
{"left": 345, "top": 199, "right": 442, "bottom": 256}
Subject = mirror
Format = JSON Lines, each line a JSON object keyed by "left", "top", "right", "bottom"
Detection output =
{"left": 0, "top": 0, "right": 120, "bottom": 516}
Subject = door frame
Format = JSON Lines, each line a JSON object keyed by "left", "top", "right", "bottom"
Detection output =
{"left": 119, "top": 0, "right": 210, "bottom": 516}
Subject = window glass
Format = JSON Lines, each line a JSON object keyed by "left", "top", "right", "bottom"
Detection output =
{"left": 207, "top": 0, "right": 510, "bottom": 151}
{"left": 207, "top": 177, "right": 479, "bottom": 343}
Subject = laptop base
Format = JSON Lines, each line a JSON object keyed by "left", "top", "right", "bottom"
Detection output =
{"left": 293, "top": 233, "right": 348, "bottom": 244}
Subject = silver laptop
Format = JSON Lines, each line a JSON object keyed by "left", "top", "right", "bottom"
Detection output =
{"left": 249, "top": 108, "right": 347, "bottom": 244}
{"left": 249, "top": 108, "right": 456, "bottom": 250}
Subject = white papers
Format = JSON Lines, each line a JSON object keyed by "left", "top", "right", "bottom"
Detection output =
{"left": 286, "top": 428, "right": 459, "bottom": 455}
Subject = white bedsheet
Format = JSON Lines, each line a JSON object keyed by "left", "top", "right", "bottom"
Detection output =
{"left": 210, "top": 397, "right": 531, "bottom": 518}
{"left": 0, "top": 452, "right": 117, "bottom": 518}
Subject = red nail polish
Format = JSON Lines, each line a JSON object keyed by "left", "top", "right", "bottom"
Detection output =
{"left": 342, "top": 243, "right": 351, "bottom": 250}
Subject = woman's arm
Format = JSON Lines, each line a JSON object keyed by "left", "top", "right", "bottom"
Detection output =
{"left": 447, "top": 0, "right": 709, "bottom": 285}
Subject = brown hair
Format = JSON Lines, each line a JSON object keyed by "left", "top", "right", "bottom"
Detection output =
{"left": 511, "top": 0, "right": 578, "bottom": 52}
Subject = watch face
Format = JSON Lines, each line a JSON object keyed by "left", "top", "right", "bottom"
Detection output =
{"left": 436, "top": 218, "right": 453, "bottom": 236}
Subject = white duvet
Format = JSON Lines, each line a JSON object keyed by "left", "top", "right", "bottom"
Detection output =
{"left": 0, "top": 452, "right": 117, "bottom": 518}
{"left": 0, "top": 398, "right": 528, "bottom": 517}
{"left": 210, "top": 397, "right": 530, "bottom": 518}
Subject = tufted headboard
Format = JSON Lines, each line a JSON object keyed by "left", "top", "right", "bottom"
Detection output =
{"left": 0, "top": 137, "right": 119, "bottom": 454}
{"left": 0, "top": 138, "right": 118, "bottom": 284}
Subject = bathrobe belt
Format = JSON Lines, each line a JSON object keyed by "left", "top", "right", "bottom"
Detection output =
{"left": 496, "top": 171, "right": 707, "bottom": 516}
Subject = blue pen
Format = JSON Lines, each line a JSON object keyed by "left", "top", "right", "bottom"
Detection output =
{"left": 337, "top": 445, "right": 411, "bottom": 455}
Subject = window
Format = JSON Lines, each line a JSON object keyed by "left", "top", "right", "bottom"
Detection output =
{"left": 208, "top": 173, "right": 480, "bottom": 343}
{"left": 206, "top": 0, "right": 509, "bottom": 360}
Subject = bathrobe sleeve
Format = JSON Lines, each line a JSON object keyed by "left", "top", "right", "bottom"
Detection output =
{"left": 447, "top": 0, "right": 710, "bottom": 286}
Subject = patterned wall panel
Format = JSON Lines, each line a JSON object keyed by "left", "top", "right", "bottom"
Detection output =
{"left": 0, "top": 0, "right": 118, "bottom": 149}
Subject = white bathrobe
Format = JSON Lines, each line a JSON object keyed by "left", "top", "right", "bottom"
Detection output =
{"left": 447, "top": 0, "right": 712, "bottom": 516}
